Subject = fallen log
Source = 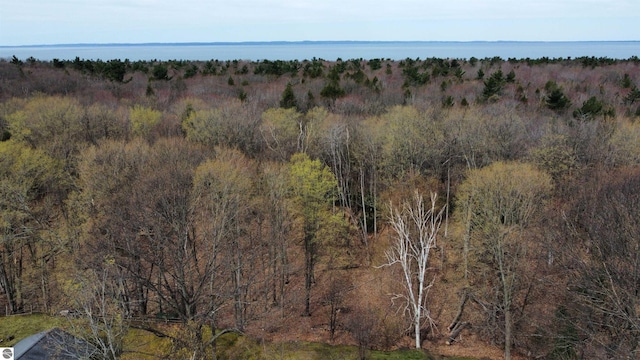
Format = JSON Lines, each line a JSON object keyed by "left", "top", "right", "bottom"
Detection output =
{"left": 448, "top": 289, "right": 468, "bottom": 332}
{"left": 446, "top": 321, "right": 470, "bottom": 345}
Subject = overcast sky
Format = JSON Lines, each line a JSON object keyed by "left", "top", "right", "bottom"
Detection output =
{"left": 1, "top": 0, "right": 638, "bottom": 46}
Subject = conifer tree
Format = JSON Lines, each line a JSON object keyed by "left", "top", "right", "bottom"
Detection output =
{"left": 280, "top": 82, "right": 298, "bottom": 109}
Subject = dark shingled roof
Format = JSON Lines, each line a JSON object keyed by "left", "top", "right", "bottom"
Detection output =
{"left": 14, "top": 328, "right": 97, "bottom": 360}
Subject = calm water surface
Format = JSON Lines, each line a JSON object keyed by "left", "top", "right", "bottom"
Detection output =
{"left": 1, "top": 41, "right": 638, "bottom": 61}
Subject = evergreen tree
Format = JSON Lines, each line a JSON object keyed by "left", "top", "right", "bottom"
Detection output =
{"left": 280, "top": 83, "right": 298, "bottom": 109}
{"left": 624, "top": 86, "right": 640, "bottom": 105}
{"left": 320, "top": 81, "right": 345, "bottom": 103}
{"left": 482, "top": 70, "right": 505, "bottom": 100}
{"left": 573, "top": 96, "right": 614, "bottom": 120}
{"left": 546, "top": 87, "right": 571, "bottom": 111}
{"left": 151, "top": 63, "right": 170, "bottom": 81}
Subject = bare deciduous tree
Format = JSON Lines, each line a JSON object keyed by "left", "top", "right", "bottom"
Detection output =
{"left": 321, "top": 273, "right": 352, "bottom": 341}
{"left": 66, "top": 267, "right": 129, "bottom": 360}
{"left": 562, "top": 168, "right": 640, "bottom": 358}
{"left": 456, "top": 161, "right": 552, "bottom": 360}
{"left": 259, "top": 162, "right": 292, "bottom": 311}
{"left": 347, "top": 307, "right": 379, "bottom": 360}
{"left": 379, "top": 191, "right": 444, "bottom": 349}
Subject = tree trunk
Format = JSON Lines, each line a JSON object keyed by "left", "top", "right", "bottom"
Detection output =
{"left": 504, "top": 307, "right": 512, "bottom": 360}
{"left": 40, "top": 264, "right": 49, "bottom": 313}
{"left": 359, "top": 167, "right": 370, "bottom": 264}
{"left": 447, "top": 322, "right": 470, "bottom": 345}
{"left": 0, "top": 248, "right": 21, "bottom": 314}
{"left": 463, "top": 203, "right": 472, "bottom": 280}
{"left": 304, "top": 233, "right": 313, "bottom": 316}
{"left": 232, "top": 234, "right": 245, "bottom": 331}
{"left": 0, "top": 274, "right": 17, "bottom": 314}
{"left": 448, "top": 289, "right": 468, "bottom": 333}
{"left": 270, "top": 241, "right": 278, "bottom": 306}
{"left": 414, "top": 314, "right": 421, "bottom": 349}
{"left": 329, "top": 302, "right": 338, "bottom": 341}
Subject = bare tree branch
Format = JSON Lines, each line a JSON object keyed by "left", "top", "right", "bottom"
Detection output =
{"left": 377, "top": 191, "right": 444, "bottom": 349}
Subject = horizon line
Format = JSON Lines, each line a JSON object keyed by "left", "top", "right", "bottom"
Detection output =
{"left": 2, "top": 39, "right": 639, "bottom": 48}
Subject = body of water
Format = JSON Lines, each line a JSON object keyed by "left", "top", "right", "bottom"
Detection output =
{"left": 1, "top": 41, "right": 638, "bottom": 61}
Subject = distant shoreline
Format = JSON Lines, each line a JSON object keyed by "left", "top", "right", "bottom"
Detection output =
{"left": 2, "top": 41, "right": 638, "bottom": 61}
{"left": 2, "top": 40, "right": 639, "bottom": 49}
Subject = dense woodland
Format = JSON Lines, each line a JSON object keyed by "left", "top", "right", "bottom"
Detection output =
{"left": 1, "top": 53, "right": 640, "bottom": 359}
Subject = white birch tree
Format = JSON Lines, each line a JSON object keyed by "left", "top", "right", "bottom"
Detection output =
{"left": 381, "top": 191, "right": 445, "bottom": 349}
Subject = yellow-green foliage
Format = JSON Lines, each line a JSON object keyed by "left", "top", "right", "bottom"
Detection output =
{"left": 193, "top": 148, "right": 254, "bottom": 204}
{"left": 182, "top": 108, "right": 225, "bottom": 144}
{"left": 303, "top": 106, "right": 331, "bottom": 152}
{"left": 0, "top": 140, "right": 66, "bottom": 223}
{"left": 379, "top": 106, "right": 445, "bottom": 177}
{"left": 529, "top": 133, "right": 577, "bottom": 181}
{"left": 120, "top": 328, "right": 173, "bottom": 359}
{"left": 260, "top": 341, "right": 432, "bottom": 360}
{"left": 192, "top": 147, "right": 255, "bottom": 243}
{"left": 217, "top": 333, "right": 265, "bottom": 360}
{"left": 261, "top": 107, "right": 304, "bottom": 159}
{"left": 457, "top": 161, "right": 553, "bottom": 230}
{"left": 139, "top": 324, "right": 256, "bottom": 360}
{"left": 120, "top": 331, "right": 437, "bottom": 360}
{"left": 287, "top": 153, "right": 351, "bottom": 250}
{"left": 0, "top": 316, "right": 458, "bottom": 360}
{"left": 262, "top": 108, "right": 303, "bottom": 142}
{"left": 454, "top": 161, "right": 553, "bottom": 282}
{"left": 5, "top": 95, "right": 86, "bottom": 168}
{"left": 0, "top": 314, "right": 65, "bottom": 347}
{"left": 181, "top": 99, "right": 247, "bottom": 148}
{"left": 288, "top": 153, "right": 339, "bottom": 229}
{"left": 0, "top": 315, "right": 170, "bottom": 359}
{"left": 609, "top": 120, "right": 640, "bottom": 166}
{"left": 6, "top": 95, "right": 83, "bottom": 145}
{"left": 129, "top": 105, "right": 161, "bottom": 137}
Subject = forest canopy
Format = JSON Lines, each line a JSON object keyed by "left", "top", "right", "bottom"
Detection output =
{"left": 0, "top": 54, "right": 639, "bottom": 359}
